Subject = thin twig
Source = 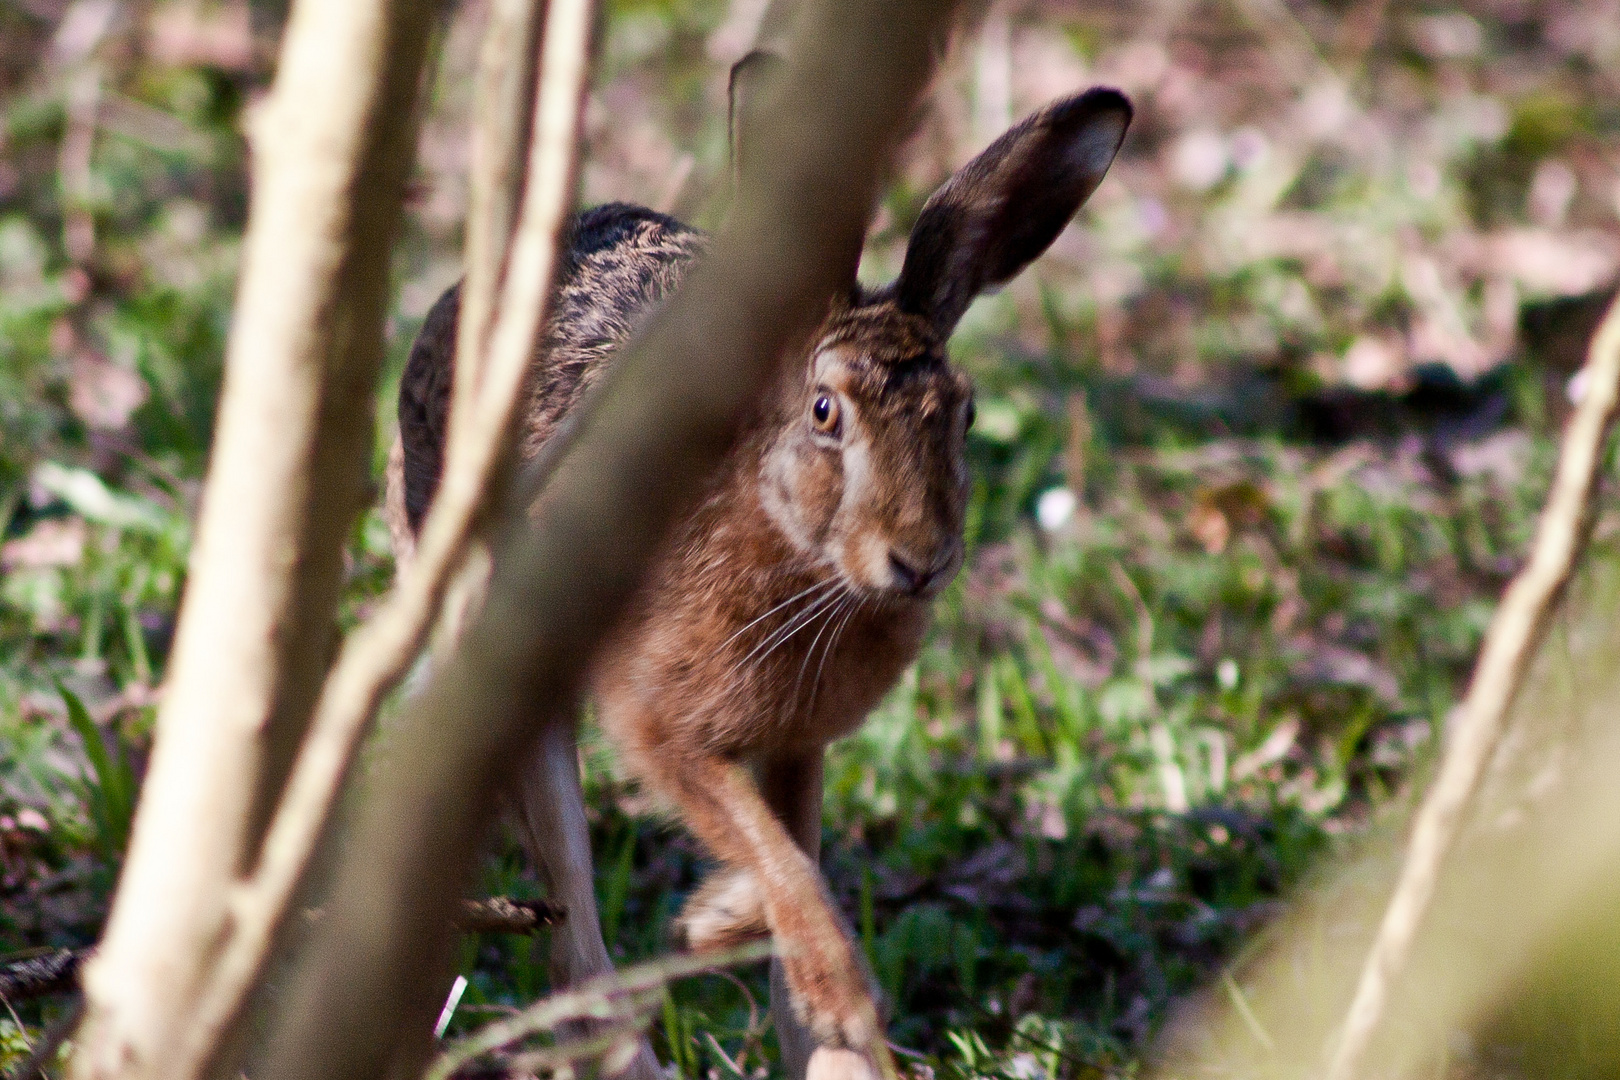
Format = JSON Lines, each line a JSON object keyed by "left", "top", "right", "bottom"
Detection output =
{"left": 311, "top": 897, "right": 565, "bottom": 937}
{"left": 6, "top": 997, "right": 84, "bottom": 1080}
{"left": 1, "top": 994, "right": 31, "bottom": 1050}
{"left": 454, "top": 0, "right": 548, "bottom": 423}
{"left": 503, "top": 1019, "right": 652, "bottom": 1077}
{"left": 704, "top": 1031, "right": 750, "bottom": 1080}
{"left": 708, "top": 967, "right": 764, "bottom": 1068}
{"left": 0, "top": 895, "right": 553, "bottom": 1011}
{"left": 1325, "top": 293, "right": 1620, "bottom": 1080}
{"left": 1221, "top": 971, "right": 1275, "bottom": 1054}
{"left": 172, "top": 0, "right": 595, "bottom": 1069}
{"left": 426, "top": 942, "right": 773, "bottom": 1080}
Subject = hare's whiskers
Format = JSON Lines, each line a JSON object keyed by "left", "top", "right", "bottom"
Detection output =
{"left": 739, "top": 585, "right": 839, "bottom": 668}
{"left": 720, "top": 581, "right": 839, "bottom": 685}
{"left": 747, "top": 586, "right": 845, "bottom": 671}
{"left": 793, "top": 592, "right": 852, "bottom": 707}
{"left": 727, "top": 583, "right": 844, "bottom": 685}
{"left": 719, "top": 578, "right": 838, "bottom": 655}
{"left": 804, "top": 595, "right": 863, "bottom": 720}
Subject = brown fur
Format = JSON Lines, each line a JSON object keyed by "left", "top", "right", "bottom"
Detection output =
{"left": 399, "top": 207, "right": 708, "bottom": 532}
{"left": 391, "top": 79, "right": 1132, "bottom": 1073}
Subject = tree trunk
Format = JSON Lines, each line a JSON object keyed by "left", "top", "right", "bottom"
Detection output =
{"left": 71, "top": 1, "right": 438, "bottom": 1077}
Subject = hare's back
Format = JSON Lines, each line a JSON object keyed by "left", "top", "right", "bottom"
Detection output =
{"left": 399, "top": 202, "right": 706, "bottom": 531}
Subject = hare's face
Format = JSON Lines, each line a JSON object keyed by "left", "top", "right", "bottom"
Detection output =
{"left": 759, "top": 305, "right": 973, "bottom": 599}
{"left": 753, "top": 82, "right": 1132, "bottom": 600}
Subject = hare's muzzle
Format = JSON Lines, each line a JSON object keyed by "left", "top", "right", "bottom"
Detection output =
{"left": 885, "top": 540, "right": 961, "bottom": 598}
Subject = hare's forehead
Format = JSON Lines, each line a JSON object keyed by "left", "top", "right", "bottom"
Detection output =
{"left": 811, "top": 345, "right": 969, "bottom": 421}
{"left": 810, "top": 345, "right": 868, "bottom": 388}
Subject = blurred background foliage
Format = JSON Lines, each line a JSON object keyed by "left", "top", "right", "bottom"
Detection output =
{"left": 2, "top": 0, "right": 1620, "bottom": 1077}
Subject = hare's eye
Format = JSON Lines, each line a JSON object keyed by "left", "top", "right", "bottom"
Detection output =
{"left": 811, "top": 392, "right": 841, "bottom": 436}
{"left": 965, "top": 398, "right": 976, "bottom": 430}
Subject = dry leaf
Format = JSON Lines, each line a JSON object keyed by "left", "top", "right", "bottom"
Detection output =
{"left": 1188, "top": 501, "right": 1230, "bottom": 555}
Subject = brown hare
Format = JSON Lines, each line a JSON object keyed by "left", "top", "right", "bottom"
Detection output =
{"left": 390, "top": 66, "right": 1130, "bottom": 1080}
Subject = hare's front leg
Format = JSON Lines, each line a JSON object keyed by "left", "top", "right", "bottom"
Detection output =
{"left": 509, "top": 717, "right": 664, "bottom": 1080}
{"left": 638, "top": 749, "right": 890, "bottom": 1074}
{"left": 760, "top": 752, "right": 827, "bottom": 1080}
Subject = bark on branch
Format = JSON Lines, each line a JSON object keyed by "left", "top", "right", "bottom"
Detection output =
{"left": 1326, "top": 293, "right": 1620, "bottom": 1080}
{"left": 255, "top": 3, "right": 955, "bottom": 1077}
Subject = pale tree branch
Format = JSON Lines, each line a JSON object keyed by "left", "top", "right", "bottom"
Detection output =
{"left": 255, "top": 2, "right": 955, "bottom": 1077}
{"left": 1326, "top": 293, "right": 1620, "bottom": 1080}
{"left": 159, "top": 0, "right": 596, "bottom": 1069}
{"left": 70, "top": 0, "right": 439, "bottom": 1077}
{"left": 426, "top": 0, "right": 552, "bottom": 648}
{"left": 454, "top": 0, "right": 549, "bottom": 432}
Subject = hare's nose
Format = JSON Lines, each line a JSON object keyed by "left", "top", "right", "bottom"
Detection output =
{"left": 888, "top": 551, "right": 925, "bottom": 594}
{"left": 888, "top": 549, "right": 950, "bottom": 597}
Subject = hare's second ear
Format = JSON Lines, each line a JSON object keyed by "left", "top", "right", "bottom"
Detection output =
{"left": 729, "top": 49, "right": 787, "bottom": 191}
{"left": 896, "top": 87, "right": 1131, "bottom": 334}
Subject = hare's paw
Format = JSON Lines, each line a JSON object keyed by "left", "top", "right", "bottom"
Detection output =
{"left": 779, "top": 925, "right": 883, "bottom": 1050}
{"left": 806, "top": 1048, "right": 879, "bottom": 1080}
{"left": 674, "top": 867, "right": 768, "bottom": 952}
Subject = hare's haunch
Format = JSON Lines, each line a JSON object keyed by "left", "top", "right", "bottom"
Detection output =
{"left": 391, "top": 78, "right": 1131, "bottom": 1080}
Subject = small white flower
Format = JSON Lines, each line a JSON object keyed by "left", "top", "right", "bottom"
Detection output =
{"left": 1170, "top": 129, "right": 1229, "bottom": 191}
{"left": 1036, "top": 487, "right": 1077, "bottom": 532}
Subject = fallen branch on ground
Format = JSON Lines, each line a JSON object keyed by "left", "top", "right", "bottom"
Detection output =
{"left": 0, "top": 897, "right": 562, "bottom": 1008}
{"left": 453, "top": 896, "right": 565, "bottom": 934}
{"left": 0, "top": 948, "right": 82, "bottom": 1002}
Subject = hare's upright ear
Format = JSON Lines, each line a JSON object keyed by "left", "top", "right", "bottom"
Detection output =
{"left": 895, "top": 88, "right": 1131, "bottom": 334}
{"left": 728, "top": 49, "right": 787, "bottom": 192}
